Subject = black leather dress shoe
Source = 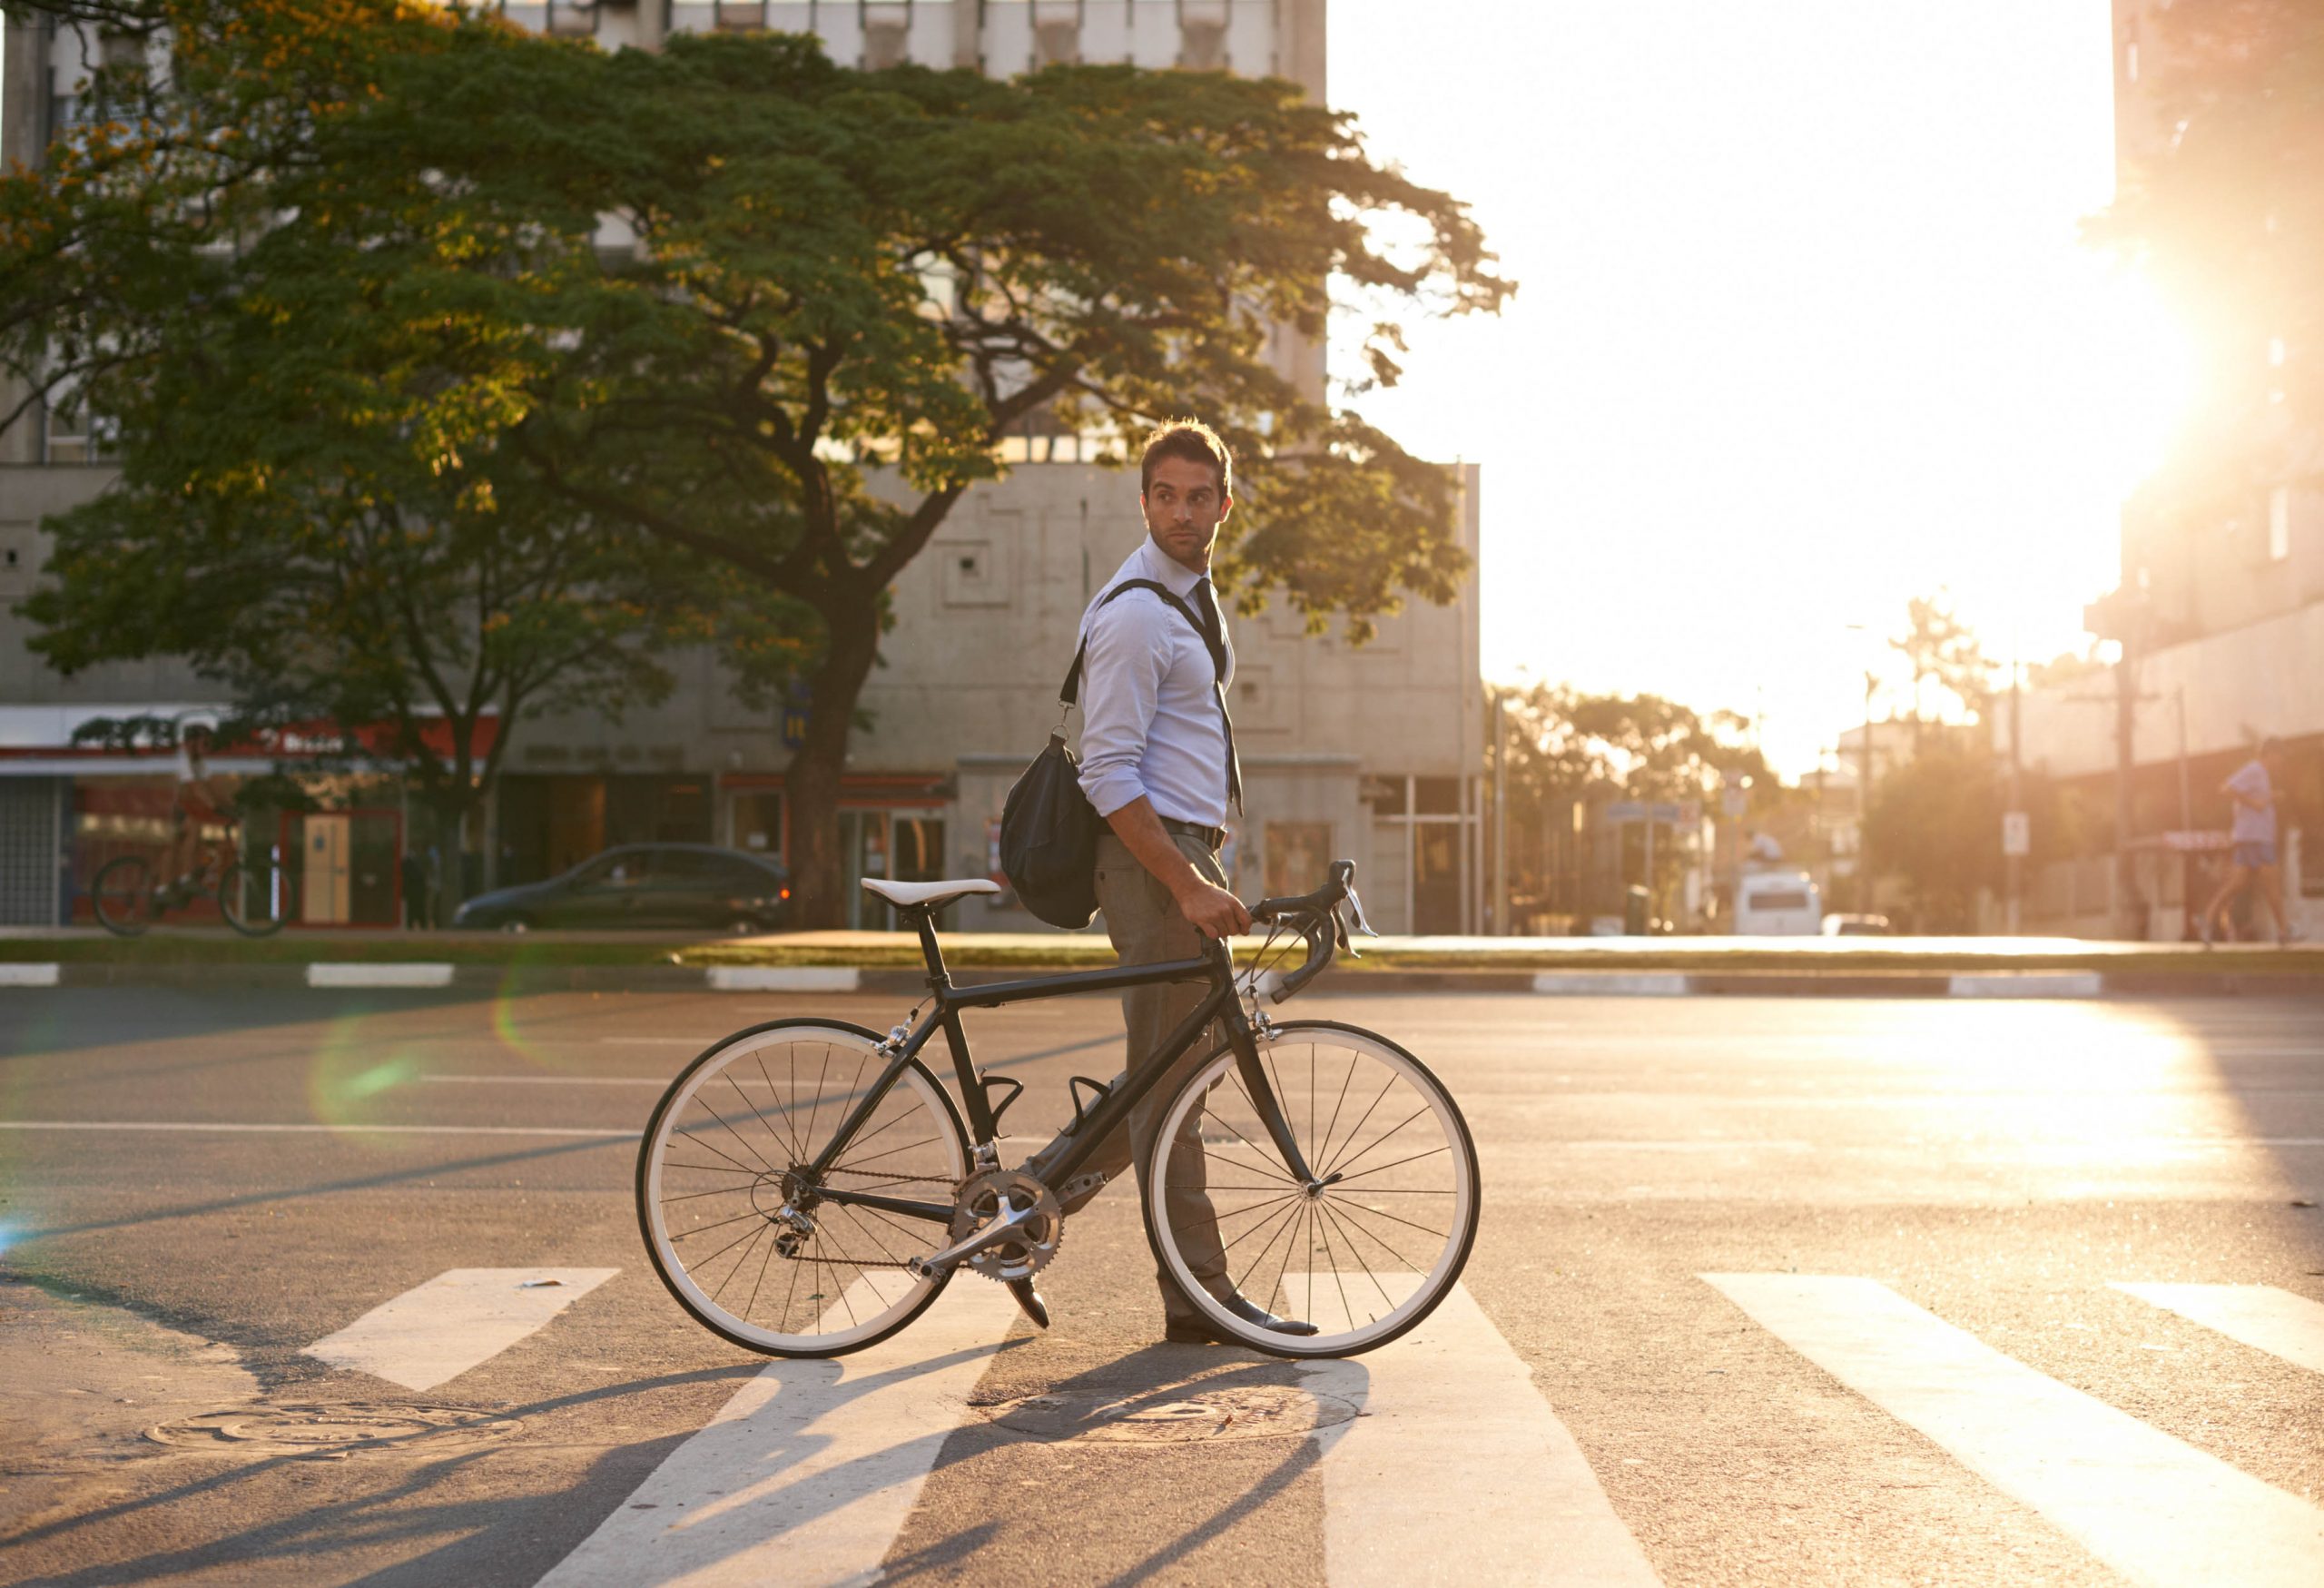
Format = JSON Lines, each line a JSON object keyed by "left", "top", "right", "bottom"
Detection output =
{"left": 1163, "top": 1293, "right": 1321, "bottom": 1342}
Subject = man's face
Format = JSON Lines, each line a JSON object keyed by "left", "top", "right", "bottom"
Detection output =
{"left": 1140, "top": 455, "right": 1231, "bottom": 572}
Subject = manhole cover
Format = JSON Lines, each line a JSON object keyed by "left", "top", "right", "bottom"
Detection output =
{"left": 145, "top": 1403, "right": 521, "bottom": 1458}
{"left": 975, "top": 1386, "right": 1357, "bottom": 1445}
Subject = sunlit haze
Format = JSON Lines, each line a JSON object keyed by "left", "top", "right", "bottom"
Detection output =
{"left": 1328, "top": 1, "right": 2193, "bottom": 774}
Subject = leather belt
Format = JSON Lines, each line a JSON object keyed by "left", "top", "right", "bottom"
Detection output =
{"left": 1159, "top": 816, "right": 1228, "bottom": 852}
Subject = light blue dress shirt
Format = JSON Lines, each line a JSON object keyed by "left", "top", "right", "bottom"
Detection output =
{"left": 1076, "top": 537, "right": 1236, "bottom": 827}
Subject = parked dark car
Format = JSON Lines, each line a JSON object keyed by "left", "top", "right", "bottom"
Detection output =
{"left": 453, "top": 844, "right": 793, "bottom": 933}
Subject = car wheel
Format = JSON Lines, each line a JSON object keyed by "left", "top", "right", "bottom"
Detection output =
{"left": 727, "top": 918, "right": 759, "bottom": 937}
{"left": 502, "top": 916, "right": 532, "bottom": 934}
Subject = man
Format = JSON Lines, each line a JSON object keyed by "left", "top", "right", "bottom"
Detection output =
{"left": 2200, "top": 737, "right": 2298, "bottom": 944}
{"left": 1024, "top": 419, "right": 1315, "bottom": 1344}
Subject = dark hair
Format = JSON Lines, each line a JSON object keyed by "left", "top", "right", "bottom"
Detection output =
{"left": 1138, "top": 419, "right": 1233, "bottom": 499}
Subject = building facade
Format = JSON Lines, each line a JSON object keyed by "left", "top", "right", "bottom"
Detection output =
{"left": 0, "top": 0, "right": 1495, "bottom": 933}
{"left": 2003, "top": 1, "right": 2319, "bottom": 938}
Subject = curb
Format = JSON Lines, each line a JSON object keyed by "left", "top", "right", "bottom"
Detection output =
{"left": 6, "top": 962, "right": 2324, "bottom": 998}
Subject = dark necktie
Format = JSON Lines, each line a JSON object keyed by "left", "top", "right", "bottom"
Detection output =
{"left": 1192, "top": 577, "right": 1245, "bottom": 814}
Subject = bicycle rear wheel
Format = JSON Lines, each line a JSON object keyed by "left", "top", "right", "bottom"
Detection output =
{"left": 218, "top": 860, "right": 296, "bottom": 937}
{"left": 90, "top": 855, "right": 154, "bottom": 937}
{"left": 637, "top": 1020, "right": 970, "bottom": 1357}
{"left": 1145, "top": 1020, "right": 1480, "bottom": 1357}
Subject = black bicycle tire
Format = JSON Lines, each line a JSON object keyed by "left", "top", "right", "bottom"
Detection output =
{"left": 217, "top": 861, "right": 293, "bottom": 937}
{"left": 635, "top": 1017, "right": 971, "bottom": 1359}
{"left": 1141, "top": 1018, "right": 1482, "bottom": 1360}
{"left": 91, "top": 855, "right": 153, "bottom": 938}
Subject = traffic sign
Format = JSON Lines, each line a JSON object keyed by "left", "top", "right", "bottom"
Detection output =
{"left": 2002, "top": 810, "right": 2030, "bottom": 857}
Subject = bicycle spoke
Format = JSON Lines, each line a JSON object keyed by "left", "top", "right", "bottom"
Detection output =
{"left": 696, "top": 1095, "right": 779, "bottom": 1174}
{"left": 1329, "top": 1144, "right": 1452, "bottom": 1184}
{"left": 1325, "top": 1196, "right": 1448, "bottom": 1241}
{"left": 1327, "top": 1101, "right": 1433, "bottom": 1180}
{"left": 1318, "top": 1197, "right": 1429, "bottom": 1274}
{"left": 1315, "top": 1198, "right": 1403, "bottom": 1311}
{"left": 712, "top": 1223, "right": 771, "bottom": 1303}
{"left": 1314, "top": 1049, "right": 1360, "bottom": 1173}
{"left": 755, "top": 1053, "right": 808, "bottom": 1160}
{"left": 672, "top": 1127, "right": 761, "bottom": 1177}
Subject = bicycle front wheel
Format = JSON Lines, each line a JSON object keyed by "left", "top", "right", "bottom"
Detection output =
{"left": 637, "top": 1020, "right": 970, "bottom": 1357}
{"left": 1145, "top": 1020, "right": 1480, "bottom": 1358}
{"left": 218, "top": 861, "right": 296, "bottom": 937}
{"left": 91, "top": 855, "right": 153, "bottom": 937}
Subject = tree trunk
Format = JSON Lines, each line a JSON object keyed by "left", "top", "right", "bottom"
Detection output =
{"left": 783, "top": 597, "right": 884, "bottom": 930}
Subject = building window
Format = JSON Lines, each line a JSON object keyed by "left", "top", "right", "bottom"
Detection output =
{"left": 41, "top": 388, "right": 112, "bottom": 465}
{"left": 1179, "top": 20, "right": 1226, "bottom": 69}
{"left": 1032, "top": 2, "right": 1081, "bottom": 66}
{"left": 1265, "top": 822, "right": 1330, "bottom": 898}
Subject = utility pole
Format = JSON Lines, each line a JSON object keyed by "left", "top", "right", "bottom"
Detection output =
{"left": 1859, "top": 669, "right": 1877, "bottom": 914}
{"left": 2007, "top": 656, "right": 2023, "bottom": 934}
{"left": 1492, "top": 691, "right": 1509, "bottom": 935}
{"left": 2113, "top": 638, "right": 2140, "bottom": 940}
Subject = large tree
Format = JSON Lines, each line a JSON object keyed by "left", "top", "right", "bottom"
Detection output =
{"left": 7, "top": 5, "right": 1511, "bottom": 925}
{"left": 2, "top": 3, "right": 716, "bottom": 912}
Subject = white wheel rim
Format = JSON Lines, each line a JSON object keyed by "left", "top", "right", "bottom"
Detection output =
{"left": 645, "top": 1026, "right": 964, "bottom": 1353}
{"left": 1148, "top": 1030, "right": 1474, "bottom": 1354}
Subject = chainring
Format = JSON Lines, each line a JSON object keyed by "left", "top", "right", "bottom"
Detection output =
{"left": 949, "top": 1168, "right": 1064, "bottom": 1282}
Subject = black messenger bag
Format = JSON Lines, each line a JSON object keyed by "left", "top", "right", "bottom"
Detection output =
{"left": 1000, "top": 579, "right": 1217, "bottom": 928}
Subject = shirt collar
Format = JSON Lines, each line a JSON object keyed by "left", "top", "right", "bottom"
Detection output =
{"left": 1134, "top": 535, "right": 1209, "bottom": 598}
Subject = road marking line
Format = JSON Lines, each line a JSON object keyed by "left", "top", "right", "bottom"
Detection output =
{"left": 307, "top": 962, "right": 456, "bottom": 989}
{"left": 1560, "top": 1139, "right": 1814, "bottom": 1152}
{"left": 1704, "top": 1273, "right": 2324, "bottom": 1588}
{"left": 537, "top": 1277, "right": 1017, "bottom": 1588}
{"left": 0, "top": 1120, "right": 636, "bottom": 1139}
{"left": 1302, "top": 1279, "right": 1660, "bottom": 1587}
{"left": 306, "top": 1268, "right": 619, "bottom": 1391}
{"left": 2112, "top": 1283, "right": 2324, "bottom": 1376}
{"left": 1948, "top": 972, "right": 2103, "bottom": 998}
{"left": 705, "top": 967, "right": 861, "bottom": 992}
{"left": 0, "top": 962, "right": 61, "bottom": 987}
{"left": 421, "top": 1075, "right": 667, "bottom": 1087}
{"left": 1532, "top": 972, "right": 1690, "bottom": 996}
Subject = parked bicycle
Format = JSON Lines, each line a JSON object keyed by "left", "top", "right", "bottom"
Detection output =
{"left": 637, "top": 860, "right": 1480, "bottom": 1358}
{"left": 89, "top": 833, "right": 295, "bottom": 938}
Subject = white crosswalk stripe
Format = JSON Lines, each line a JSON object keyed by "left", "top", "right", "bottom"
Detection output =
{"left": 1705, "top": 1272, "right": 2324, "bottom": 1588}
{"left": 2111, "top": 1283, "right": 2324, "bottom": 1376}
{"left": 536, "top": 1277, "right": 1019, "bottom": 1588}
{"left": 305, "top": 1268, "right": 620, "bottom": 1391}
{"left": 1303, "top": 1278, "right": 1661, "bottom": 1586}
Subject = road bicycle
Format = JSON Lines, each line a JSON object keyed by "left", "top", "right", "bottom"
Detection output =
{"left": 636, "top": 860, "right": 1480, "bottom": 1358}
{"left": 89, "top": 830, "right": 295, "bottom": 938}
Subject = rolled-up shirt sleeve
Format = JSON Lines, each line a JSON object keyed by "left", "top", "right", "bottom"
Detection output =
{"left": 1077, "top": 600, "right": 1167, "bottom": 819}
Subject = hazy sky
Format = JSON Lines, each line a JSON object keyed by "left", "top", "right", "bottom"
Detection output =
{"left": 1327, "top": 1, "right": 2188, "bottom": 775}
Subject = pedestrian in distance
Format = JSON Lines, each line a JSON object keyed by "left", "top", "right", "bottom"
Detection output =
{"left": 2198, "top": 737, "right": 2299, "bottom": 945}
{"left": 1018, "top": 418, "right": 1317, "bottom": 1345}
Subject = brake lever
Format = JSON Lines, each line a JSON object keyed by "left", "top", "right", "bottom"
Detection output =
{"left": 1334, "top": 903, "right": 1359, "bottom": 960}
{"left": 1344, "top": 883, "right": 1381, "bottom": 939}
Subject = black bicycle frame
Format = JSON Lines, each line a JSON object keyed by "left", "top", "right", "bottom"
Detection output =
{"left": 801, "top": 909, "right": 1318, "bottom": 1228}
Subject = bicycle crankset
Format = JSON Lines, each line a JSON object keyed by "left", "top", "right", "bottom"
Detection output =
{"left": 946, "top": 1168, "right": 1064, "bottom": 1283}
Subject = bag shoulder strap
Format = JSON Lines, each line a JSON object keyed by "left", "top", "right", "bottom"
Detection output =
{"left": 1058, "top": 577, "right": 1218, "bottom": 708}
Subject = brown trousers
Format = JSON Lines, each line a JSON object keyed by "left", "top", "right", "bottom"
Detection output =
{"left": 1057, "top": 831, "right": 1232, "bottom": 1326}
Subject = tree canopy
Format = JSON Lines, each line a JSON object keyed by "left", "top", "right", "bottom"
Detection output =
{"left": 2, "top": 2, "right": 1512, "bottom": 923}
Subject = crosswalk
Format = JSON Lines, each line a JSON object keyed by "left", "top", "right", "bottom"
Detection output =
{"left": 287, "top": 1267, "right": 2324, "bottom": 1585}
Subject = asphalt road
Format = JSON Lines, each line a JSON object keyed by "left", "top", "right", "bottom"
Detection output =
{"left": 1, "top": 986, "right": 2319, "bottom": 1586}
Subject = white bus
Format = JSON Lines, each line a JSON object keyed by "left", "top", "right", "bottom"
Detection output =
{"left": 1734, "top": 869, "right": 1822, "bottom": 935}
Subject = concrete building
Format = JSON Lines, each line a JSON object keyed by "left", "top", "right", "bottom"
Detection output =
{"left": 2002, "top": 1, "right": 2319, "bottom": 938}
{"left": 0, "top": 0, "right": 1493, "bottom": 933}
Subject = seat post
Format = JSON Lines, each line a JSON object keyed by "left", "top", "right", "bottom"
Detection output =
{"left": 909, "top": 906, "right": 950, "bottom": 991}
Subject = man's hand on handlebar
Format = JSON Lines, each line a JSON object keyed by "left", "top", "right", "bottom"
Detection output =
{"left": 1174, "top": 876, "right": 1253, "bottom": 940}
